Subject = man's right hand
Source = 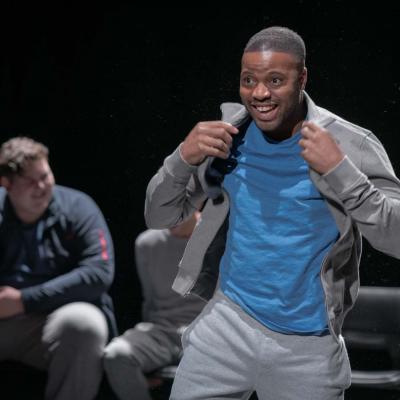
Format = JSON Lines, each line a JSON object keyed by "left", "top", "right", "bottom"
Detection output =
{"left": 0, "top": 286, "right": 24, "bottom": 319}
{"left": 180, "top": 121, "right": 239, "bottom": 165}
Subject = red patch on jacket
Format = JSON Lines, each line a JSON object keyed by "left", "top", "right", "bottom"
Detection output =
{"left": 98, "top": 229, "right": 109, "bottom": 261}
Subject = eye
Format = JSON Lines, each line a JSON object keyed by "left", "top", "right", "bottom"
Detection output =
{"left": 241, "top": 75, "right": 256, "bottom": 87}
{"left": 23, "top": 177, "right": 37, "bottom": 188}
{"left": 19, "top": 171, "right": 50, "bottom": 187}
{"left": 271, "top": 77, "right": 283, "bottom": 86}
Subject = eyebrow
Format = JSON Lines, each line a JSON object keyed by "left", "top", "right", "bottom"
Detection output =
{"left": 19, "top": 171, "right": 49, "bottom": 180}
{"left": 240, "top": 69, "right": 288, "bottom": 77}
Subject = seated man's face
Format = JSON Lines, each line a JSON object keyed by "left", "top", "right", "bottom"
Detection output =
{"left": 6, "top": 158, "right": 55, "bottom": 223}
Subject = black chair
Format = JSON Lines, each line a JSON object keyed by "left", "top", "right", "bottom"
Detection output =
{"left": 342, "top": 286, "right": 400, "bottom": 390}
{"left": 145, "top": 365, "right": 177, "bottom": 400}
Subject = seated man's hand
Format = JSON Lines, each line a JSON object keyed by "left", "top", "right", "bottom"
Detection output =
{"left": 0, "top": 286, "right": 24, "bottom": 319}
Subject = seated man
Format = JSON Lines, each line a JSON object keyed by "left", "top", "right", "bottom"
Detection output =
{"left": 0, "top": 137, "right": 117, "bottom": 400}
{"left": 103, "top": 211, "right": 205, "bottom": 400}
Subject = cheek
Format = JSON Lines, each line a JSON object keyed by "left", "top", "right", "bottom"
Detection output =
{"left": 280, "top": 87, "right": 301, "bottom": 106}
{"left": 46, "top": 181, "right": 54, "bottom": 190}
{"left": 239, "top": 87, "right": 251, "bottom": 101}
{"left": 45, "top": 176, "right": 55, "bottom": 190}
{"left": 9, "top": 186, "right": 25, "bottom": 199}
{"left": 16, "top": 193, "right": 33, "bottom": 208}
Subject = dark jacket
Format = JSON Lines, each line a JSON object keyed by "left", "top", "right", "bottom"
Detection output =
{"left": 0, "top": 184, "right": 117, "bottom": 337}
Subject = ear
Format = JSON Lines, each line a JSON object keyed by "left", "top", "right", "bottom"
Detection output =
{"left": 0, "top": 176, "right": 11, "bottom": 190}
{"left": 299, "top": 67, "right": 307, "bottom": 90}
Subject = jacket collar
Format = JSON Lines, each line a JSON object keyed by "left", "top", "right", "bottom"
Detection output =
{"left": 199, "top": 91, "right": 320, "bottom": 199}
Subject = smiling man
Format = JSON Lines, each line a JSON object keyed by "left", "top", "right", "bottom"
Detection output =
{"left": 0, "top": 137, "right": 116, "bottom": 400}
{"left": 145, "top": 26, "right": 400, "bottom": 399}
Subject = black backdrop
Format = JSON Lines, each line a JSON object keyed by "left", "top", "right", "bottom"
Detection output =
{"left": 1, "top": 3, "right": 400, "bottom": 333}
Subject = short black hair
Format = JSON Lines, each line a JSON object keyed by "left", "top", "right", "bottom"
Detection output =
{"left": 244, "top": 26, "right": 306, "bottom": 67}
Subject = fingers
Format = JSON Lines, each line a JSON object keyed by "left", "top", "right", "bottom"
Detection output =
{"left": 299, "top": 124, "right": 322, "bottom": 154}
{"left": 300, "top": 122, "right": 338, "bottom": 148}
{"left": 181, "top": 121, "right": 239, "bottom": 164}
{"left": 302, "top": 121, "right": 320, "bottom": 131}
{"left": 198, "top": 142, "right": 230, "bottom": 159}
{"left": 206, "top": 121, "right": 240, "bottom": 136}
{"left": 300, "top": 122, "right": 321, "bottom": 140}
{"left": 299, "top": 122, "right": 344, "bottom": 174}
{"left": 196, "top": 124, "right": 233, "bottom": 148}
{"left": 197, "top": 127, "right": 233, "bottom": 159}
{"left": 198, "top": 121, "right": 239, "bottom": 142}
{"left": 203, "top": 135, "right": 230, "bottom": 153}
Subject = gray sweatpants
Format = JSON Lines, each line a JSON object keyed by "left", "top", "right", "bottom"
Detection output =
{"left": 171, "top": 290, "right": 351, "bottom": 400}
{"left": 103, "top": 322, "right": 182, "bottom": 400}
{"left": 0, "top": 302, "right": 108, "bottom": 400}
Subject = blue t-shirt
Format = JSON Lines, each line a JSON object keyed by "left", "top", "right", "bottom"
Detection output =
{"left": 219, "top": 121, "right": 339, "bottom": 334}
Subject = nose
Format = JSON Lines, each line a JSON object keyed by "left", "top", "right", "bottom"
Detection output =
{"left": 36, "top": 179, "right": 46, "bottom": 190}
{"left": 252, "top": 82, "right": 271, "bottom": 101}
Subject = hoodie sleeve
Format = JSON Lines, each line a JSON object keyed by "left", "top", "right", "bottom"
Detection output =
{"left": 145, "top": 103, "right": 248, "bottom": 230}
{"left": 323, "top": 132, "right": 400, "bottom": 259}
{"left": 145, "top": 145, "right": 207, "bottom": 229}
{"left": 21, "top": 192, "right": 115, "bottom": 313}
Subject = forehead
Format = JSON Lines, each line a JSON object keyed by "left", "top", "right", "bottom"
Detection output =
{"left": 18, "top": 158, "right": 51, "bottom": 178}
{"left": 241, "top": 50, "right": 300, "bottom": 73}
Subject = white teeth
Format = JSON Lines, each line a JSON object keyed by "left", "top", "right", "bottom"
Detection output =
{"left": 256, "top": 105, "right": 274, "bottom": 112}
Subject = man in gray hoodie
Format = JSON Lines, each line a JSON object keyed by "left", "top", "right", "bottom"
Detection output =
{"left": 145, "top": 26, "right": 400, "bottom": 400}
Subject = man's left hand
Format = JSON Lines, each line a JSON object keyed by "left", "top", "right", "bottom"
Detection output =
{"left": 299, "top": 121, "right": 345, "bottom": 174}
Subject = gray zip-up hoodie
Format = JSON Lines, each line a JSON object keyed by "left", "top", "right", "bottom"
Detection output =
{"left": 145, "top": 93, "right": 400, "bottom": 340}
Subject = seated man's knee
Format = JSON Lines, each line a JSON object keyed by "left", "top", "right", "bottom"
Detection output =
{"left": 45, "top": 302, "right": 108, "bottom": 350}
{"left": 103, "top": 338, "right": 141, "bottom": 374}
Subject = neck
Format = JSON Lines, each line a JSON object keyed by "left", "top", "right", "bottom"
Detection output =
{"left": 15, "top": 209, "right": 42, "bottom": 224}
{"left": 8, "top": 198, "right": 45, "bottom": 224}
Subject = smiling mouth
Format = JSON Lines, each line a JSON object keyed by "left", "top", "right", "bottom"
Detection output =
{"left": 32, "top": 191, "right": 48, "bottom": 200}
{"left": 252, "top": 103, "right": 278, "bottom": 120}
{"left": 254, "top": 104, "right": 276, "bottom": 112}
